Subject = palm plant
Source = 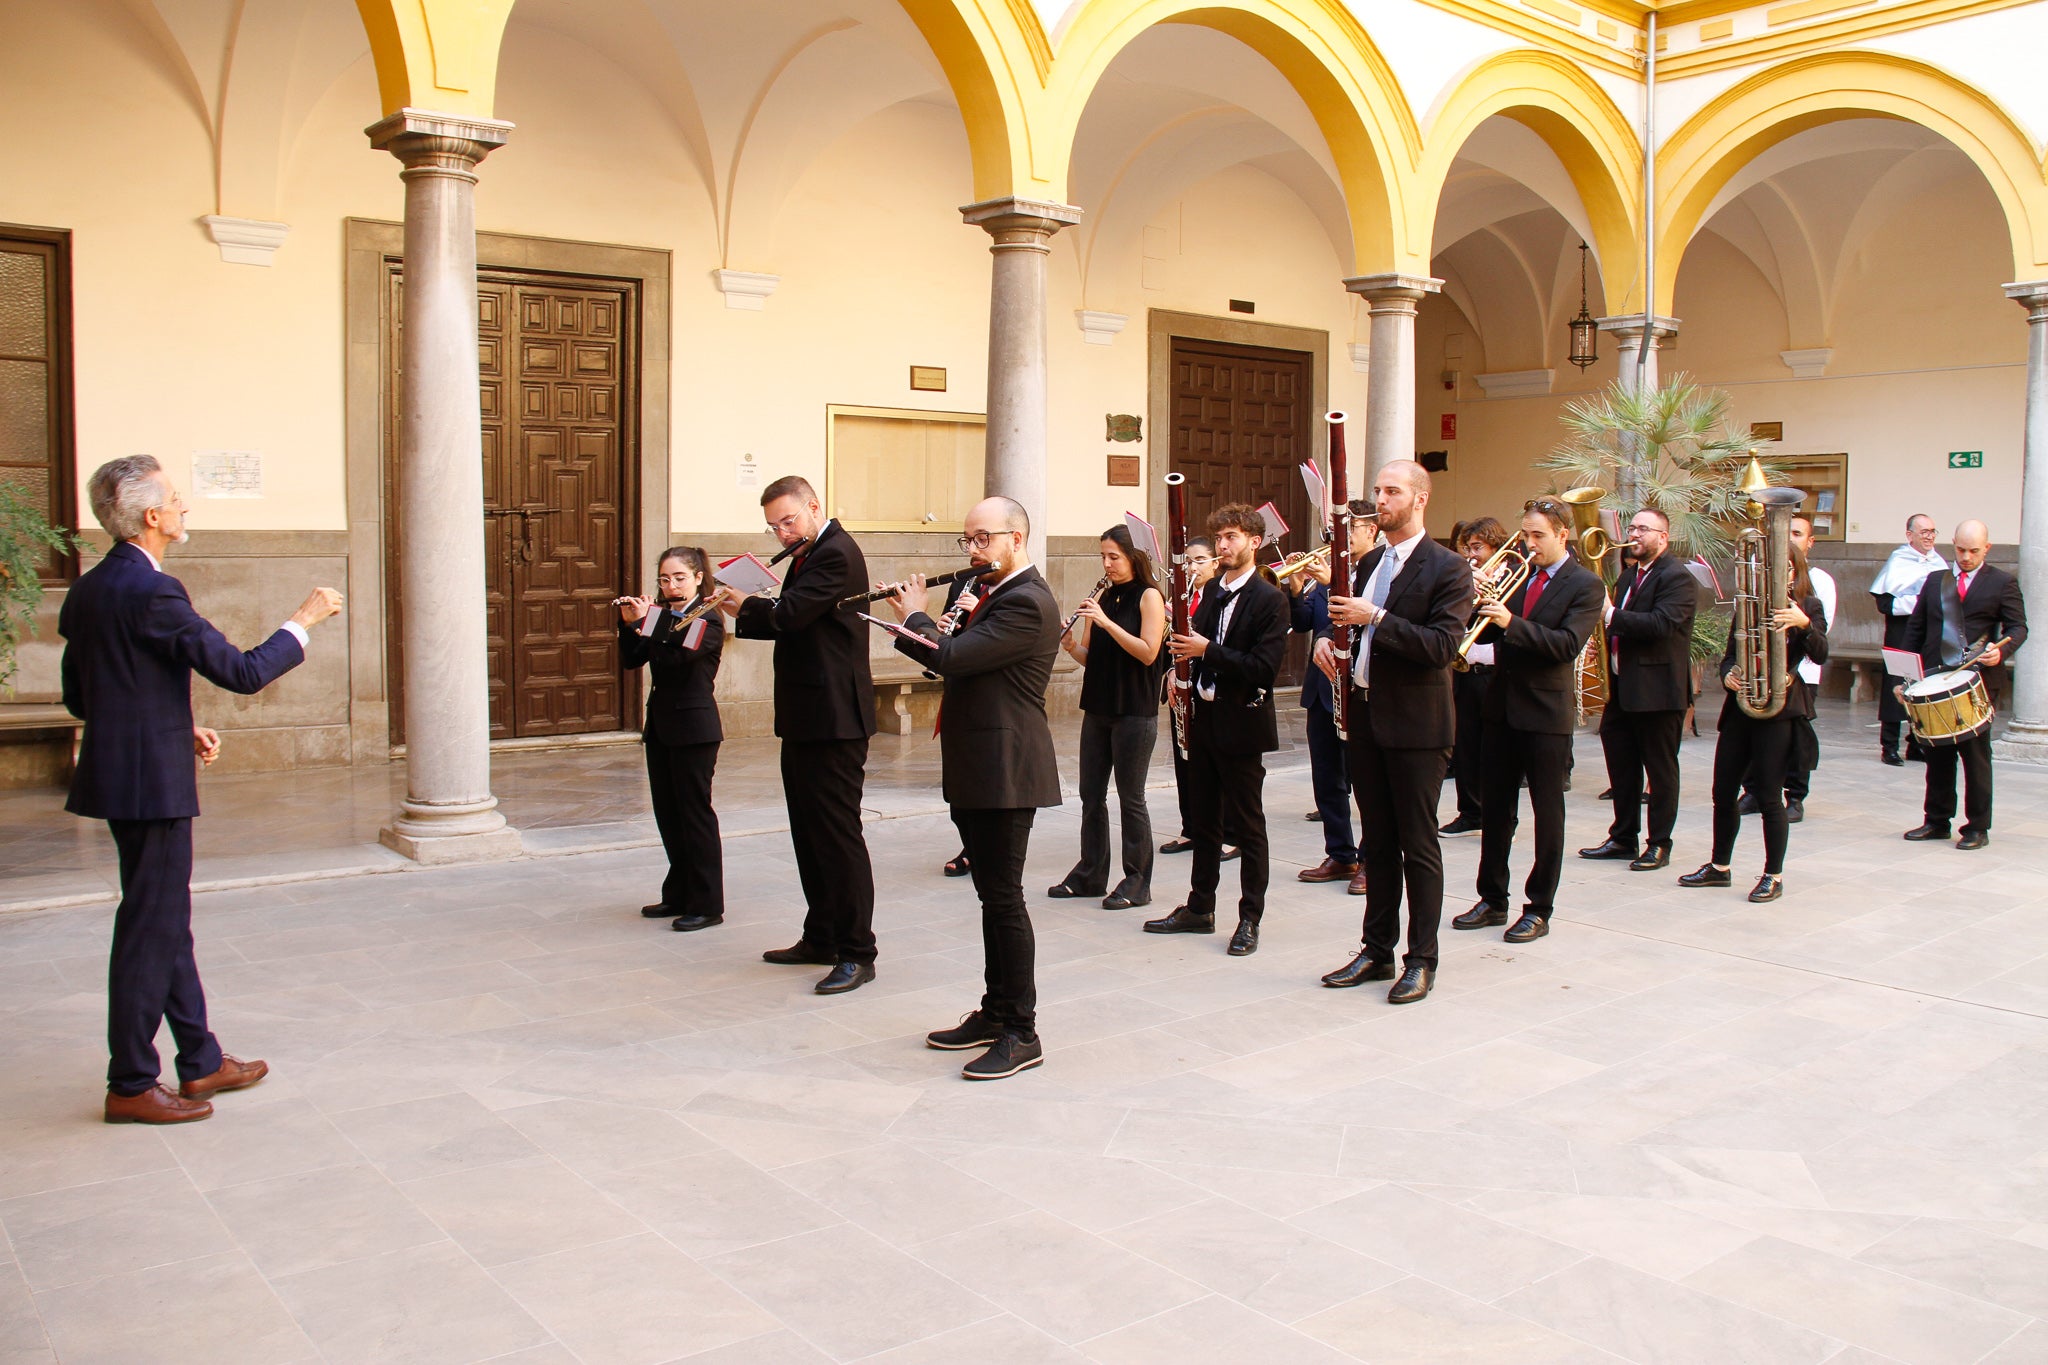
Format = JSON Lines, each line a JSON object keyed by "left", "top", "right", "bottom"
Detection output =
{"left": 0, "top": 479, "right": 75, "bottom": 692}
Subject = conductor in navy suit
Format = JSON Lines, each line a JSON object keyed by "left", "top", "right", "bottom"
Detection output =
{"left": 60, "top": 455, "right": 342, "bottom": 1124}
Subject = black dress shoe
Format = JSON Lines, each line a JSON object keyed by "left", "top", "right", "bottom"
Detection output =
{"left": 1220, "top": 845, "right": 1242, "bottom": 862}
{"left": 1438, "top": 815, "right": 1484, "bottom": 837}
{"left": 1737, "top": 792, "right": 1760, "bottom": 816}
{"left": 1305, "top": 809, "right": 1323, "bottom": 822}
{"left": 1881, "top": 750, "right": 1906, "bottom": 767}
{"left": 1322, "top": 950, "right": 1396, "bottom": 988}
{"left": 926, "top": 1010, "right": 1000, "bottom": 1050}
{"left": 1504, "top": 913, "right": 1549, "bottom": 943}
{"left": 1387, "top": 964, "right": 1434, "bottom": 1004}
{"left": 1958, "top": 830, "right": 1989, "bottom": 850}
{"left": 1597, "top": 786, "right": 1614, "bottom": 800}
{"left": 1747, "top": 875, "right": 1783, "bottom": 903}
{"left": 1160, "top": 837, "right": 1194, "bottom": 855}
{"left": 1047, "top": 881, "right": 1102, "bottom": 899}
{"left": 762, "top": 942, "right": 837, "bottom": 965}
{"left": 814, "top": 961, "right": 875, "bottom": 994}
{"left": 1677, "top": 863, "right": 1732, "bottom": 888}
{"left": 671, "top": 913, "right": 723, "bottom": 932}
{"left": 641, "top": 903, "right": 672, "bottom": 918}
{"left": 1452, "top": 901, "right": 1507, "bottom": 930}
{"left": 1101, "top": 889, "right": 1151, "bottom": 910}
{"left": 1903, "top": 822, "right": 1951, "bottom": 842}
{"left": 1227, "top": 921, "right": 1259, "bottom": 956}
{"left": 1143, "top": 906, "right": 1214, "bottom": 934}
{"left": 962, "top": 1031, "right": 1043, "bottom": 1080}
{"left": 1579, "top": 839, "right": 1639, "bottom": 861}
{"left": 1629, "top": 845, "right": 1671, "bottom": 871}
{"left": 1784, "top": 798, "right": 1805, "bottom": 823}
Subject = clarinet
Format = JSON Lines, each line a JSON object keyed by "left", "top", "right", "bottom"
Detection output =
{"left": 1059, "top": 575, "right": 1113, "bottom": 640}
{"left": 1166, "top": 473, "right": 1192, "bottom": 760}
{"left": 837, "top": 562, "right": 1001, "bottom": 609}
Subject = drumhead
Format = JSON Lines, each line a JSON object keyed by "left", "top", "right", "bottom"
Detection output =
{"left": 1907, "top": 669, "right": 1976, "bottom": 697}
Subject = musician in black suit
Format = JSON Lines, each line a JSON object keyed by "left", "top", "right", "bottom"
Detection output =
{"left": 1318, "top": 460, "right": 1473, "bottom": 1004}
{"left": 715, "top": 475, "right": 879, "bottom": 994}
{"left": 61, "top": 456, "right": 341, "bottom": 1124}
{"left": 1147, "top": 504, "right": 1290, "bottom": 955}
{"left": 1453, "top": 498, "right": 1604, "bottom": 942}
{"left": 1580, "top": 507, "right": 1698, "bottom": 871}
{"left": 1442, "top": 517, "right": 1509, "bottom": 838}
{"left": 620, "top": 547, "right": 725, "bottom": 932}
{"left": 884, "top": 497, "right": 1061, "bottom": 1080}
{"left": 1900, "top": 520, "right": 2029, "bottom": 849}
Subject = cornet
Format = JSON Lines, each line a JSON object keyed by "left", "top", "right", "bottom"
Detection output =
{"left": 1271, "top": 545, "right": 1331, "bottom": 580}
{"left": 1452, "top": 540, "right": 1534, "bottom": 671}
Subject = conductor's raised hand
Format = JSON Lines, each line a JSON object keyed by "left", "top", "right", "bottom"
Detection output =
{"left": 291, "top": 587, "right": 344, "bottom": 630}
{"left": 884, "top": 573, "right": 926, "bottom": 623}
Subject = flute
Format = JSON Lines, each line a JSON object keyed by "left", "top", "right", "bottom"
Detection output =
{"left": 837, "top": 562, "right": 1002, "bottom": 608}
{"left": 767, "top": 536, "right": 810, "bottom": 566}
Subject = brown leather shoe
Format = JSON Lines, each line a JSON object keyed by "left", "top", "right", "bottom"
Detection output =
{"left": 1298, "top": 858, "right": 1361, "bottom": 884}
{"left": 1347, "top": 868, "right": 1370, "bottom": 895}
{"left": 105, "top": 1085, "right": 213, "bottom": 1125}
{"left": 180, "top": 1055, "right": 268, "bottom": 1100}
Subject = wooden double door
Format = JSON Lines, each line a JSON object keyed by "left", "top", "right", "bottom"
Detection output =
{"left": 1168, "top": 336, "right": 1315, "bottom": 686}
{"left": 386, "top": 267, "right": 638, "bottom": 743}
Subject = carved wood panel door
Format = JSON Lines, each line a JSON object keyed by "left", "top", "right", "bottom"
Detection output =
{"left": 1168, "top": 336, "right": 1313, "bottom": 685}
{"left": 386, "top": 267, "right": 638, "bottom": 744}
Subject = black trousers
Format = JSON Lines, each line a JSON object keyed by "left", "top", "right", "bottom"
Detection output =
{"left": 1599, "top": 707, "right": 1685, "bottom": 848}
{"left": 1924, "top": 733, "right": 1994, "bottom": 833}
{"left": 647, "top": 738, "right": 723, "bottom": 918}
{"left": 1476, "top": 724, "right": 1571, "bottom": 918}
{"left": 1184, "top": 704, "right": 1269, "bottom": 921}
{"left": 1347, "top": 691, "right": 1451, "bottom": 968}
{"left": 106, "top": 818, "right": 221, "bottom": 1096}
{"left": 1711, "top": 710, "right": 1794, "bottom": 874}
{"left": 781, "top": 737, "right": 876, "bottom": 963}
{"left": 1304, "top": 703, "right": 1357, "bottom": 863}
{"left": 1783, "top": 715, "right": 1817, "bottom": 801}
{"left": 1069, "top": 711, "right": 1156, "bottom": 895}
{"left": 1450, "top": 666, "right": 1490, "bottom": 823}
{"left": 955, "top": 807, "right": 1037, "bottom": 1034}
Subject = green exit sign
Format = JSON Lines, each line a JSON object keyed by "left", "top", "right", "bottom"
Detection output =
{"left": 1949, "top": 450, "right": 1984, "bottom": 469}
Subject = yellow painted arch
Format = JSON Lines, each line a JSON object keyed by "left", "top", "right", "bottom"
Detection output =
{"left": 352, "top": 0, "right": 519, "bottom": 119}
{"left": 1658, "top": 51, "right": 2048, "bottom": 313}
{"left": 1043, "top": 0, "right": 1420, "bottom": 273}
{"left": 1418, "top": 50, "right": 1643, "bottom": 314}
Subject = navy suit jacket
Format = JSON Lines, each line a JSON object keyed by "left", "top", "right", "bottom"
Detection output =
{"left": 1290, "top": 582, "right": 1335, "bottom": 713}
{"left": 59, "top": 541, "right": 305, "bottom": 821}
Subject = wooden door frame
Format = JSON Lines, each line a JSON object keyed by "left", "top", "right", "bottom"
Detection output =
{"left": 343, "top": 220, "right": 672, "bottom": 763}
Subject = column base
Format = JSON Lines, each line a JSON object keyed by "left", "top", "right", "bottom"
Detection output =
{"left": 1993, "top": 721, "right": 2048, "bottom": 765}
{"left": 380, "top": 797, "right": 522, "bottom": 865}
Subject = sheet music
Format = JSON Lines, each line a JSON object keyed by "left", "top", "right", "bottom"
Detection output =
{"left": 717, "top": 553, "right": 781, "bottom": 597}
{"left": 858, "top": 611, "right": 939, "bottom": 650}
{"left": 1123, "top": 511, "right": 1162, "bottom": 564}
{"left": 1256, "top": 501, "right": 1289, "bottom": 541}
{"left": 1882, "top": 647, "right": 1926, "bottom": 682}
{"left": 1685, "top": 557, "right": 1725, "bottom": 601}
{"left": 1298, "top": 461, "right": 1325, "bottom": 519}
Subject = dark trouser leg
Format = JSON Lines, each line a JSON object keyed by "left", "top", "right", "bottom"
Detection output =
{"left": 1600, "top": 709, "right": 1644, "bottom": 844}
{"left": 1783, "top": 716, "right": 1815, "bottom": 800}
{"left": 106, "top": 818, "right": 219, "bottom": 1095}
{"left": 957, "top": 807, "right": 1037, "bottom": 1034}
{"left": 1923, "top": 744, "right": 1960, "bottom": 827}
{"left": 1959, "top": 734, "right": 1994, "bottom": 833}
{"left": 1305, "top": 705, "right": 1357, "bottom": 863}
{"left": 1215, "top": 751, "right": 1269, "bottom": 922}
{"left": 1709, "top": 717, "right": 1788, "bottom": 870}
{"left": 782, "top": 738, "right": 876, "bottom": 963}
{"left": 672, "top": 743, "right": 724, "bottom": 917}
{"left": 1184, "top": 710, "right": 1225, "bottom": 914}
{"left": 1640, "top": 710, "right": 1686, "bottom": 848}
{"left": 1070, "top": 712, "right": 1113, "bottom": 892}
{"left": 647, "top": 739, "right": 686, "bottom": 906}
{"left": 1348, "top": 697, "right": 1449, "bottom": 969}
{"left": 1172, "top": 745, "right": 1192, "bottom": 838}
{"left": 1747, "top": 722, "right": 1792, "bottom": 875}
{"left": 1520, "top": 730, "right": 1572, "bottom": 915}
{"left": 1109, "top": 714, "right": 1157, "bottom": 892}
{"left": 1451, "top": 669, "right": 1487, "bottom": 821}
{"left": 1475, "top": 715, "right": 1522, "bottom": 909}
{"left": 1347, "top": 705, "right": 1401, "bottom": 961}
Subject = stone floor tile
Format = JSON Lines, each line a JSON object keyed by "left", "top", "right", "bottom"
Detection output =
{"left": 1082, "top": 1293, "right": 1355, "bottom": 1363}
{"left": 1105, "top": 1196, "right": 1404, "bottom": 1322}
{"left": 913, "top": 1209, "right": 1205, "bottom": 1345}
{"left": 1854, "top": 1218, "right": 2048, "bottom": 1319}
{"left": 0, "top": 1116, "right": 176, "bottom": 1201}
{"left": 498, "top": 1097, "right": 712, "bottom": 1175}
{"left": 859, "top": 1314, "right": 1086, "bottom": 1363}
{"left": 1290, "top": 1184, "right": 1582, "bottom": 1304}
{"left": 36, "top": 1250, "right": 317, "bottom": 1365}
{"left": 164, "top": 1095, "right": 361, "bottom": 1192}
{"left": 0, "top": 1260, "right": 53, "bottom": 1364}
{"left": 1976, "top": 1321, "right": 2048, "bottom": 1364}
{"left": 492, "top": 1232, "right": 778, "bottom": 1364}
{"left": 1107, "top": 1108, "right": 1344, "bottom": 1176}
{"left": 1498, "top": 1253, "right": 1838, "bottom": 1364}
{"left": 1459, "top": 1189, "right": 1759, "bottom": 1281}
{"left": 402, "top": 1156, "right": 648, "bottom": 1266}
{"left": 2, "top": 1167, "right": 234, "bottom": 1292}
{"left": 585, "top": 1148, "right": 839, "bottom": 1258}
{"left": 1296, "top": 1275, "right": 1628, "bottom": 1364}
{"left": 944, "top": 1145, "right": 1206, "bottom": 1233}
{"left": 329, "top": 1091, "right": 545, "bottom": 1183}
{"left": 270, "top": 1241, "right": 551, "bottom": 1365}
{"left": 204, "top": 1163, "right": 445, "bottom": 1279}
{"left": 1338, "top": 1125, "right": 1577, "bottom": 1194}
{"left": 775, "top": 1140, "right": 1026, "bottom": 1246}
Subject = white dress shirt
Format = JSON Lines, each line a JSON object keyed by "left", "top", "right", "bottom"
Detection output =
{"left": 1799, "top": 566, "right": 1836, "bottom": 686}
{"left": 1197, "top": 565, "right": 1256, "bottom": 701}
{"left": 126, "top": 540, "right": 309, "bottom": 648}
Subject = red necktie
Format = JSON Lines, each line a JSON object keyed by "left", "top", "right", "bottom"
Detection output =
{"left": 1523, "top": 569, "right": 1547, "bottom": 615}
{"left": 1958, "top": 571, "right": 1972, "bottom": 599}
{"left": 932, "top": 593, "right": 989, "bottom": 737}
{"left": 1610, "top": 568, "right": 1642, "bottom": 666}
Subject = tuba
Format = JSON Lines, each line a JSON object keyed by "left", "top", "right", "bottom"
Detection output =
{"left": 1733, "top": 485, "right": 1806, "bottom": 720}
{"left": 1452, "top": 540, "right": 1534, "bottom": 671}
{"left": 1559, "top": 486, "right": 1613, "bottom": 724}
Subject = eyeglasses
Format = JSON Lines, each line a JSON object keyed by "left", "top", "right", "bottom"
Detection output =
{"left": 1185, "top": 554, "right": 1215, "bottom": 566}
{"left": 956, "top": 531, "right": 1014, "bottom": 552}
{"left": 765, "top": 513, "right": 805, "bottom": 534}
{"left": 1524, "top": 498, "right": 1565, "bottom": 514}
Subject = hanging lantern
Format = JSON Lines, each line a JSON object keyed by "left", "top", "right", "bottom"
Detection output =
{"left": 1567, "top": 243, "right": 1598, "bottom": 370}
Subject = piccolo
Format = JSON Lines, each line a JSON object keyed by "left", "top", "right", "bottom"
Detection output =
{"left": 767, "top": 537, "right": 810, "bottom": 566}
{"left": 837, "top": 562, "right": 1002, "bottom": 608}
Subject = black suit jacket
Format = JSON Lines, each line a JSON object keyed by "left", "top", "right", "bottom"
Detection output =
{"left": 1606, "top": 554, "right": 1698, "bottom": 713}
{"left": 1478, "top": 558, "right": 1604, "bottom": 735}
{"left": 60, "top": 541, "right": 305, "bottom": 821}
{"left": 1290, "top": 583, "right": 1335, "bottom": 714}
{"left": 621, "top": 601, "right": 723, "bottom": 747}
{"left": 895, "top": 567, "right": 1061, "bottom": 810}
{"left": 1903, "top": 564, "right": 2028, "bottom": 690}
{"left": 1325, "top": 534, "right": 1473, "bottom": 749}
{"left": 1190, "top": 570, "right": 1289, "bottom": 755}
{"left": 1716, "top": 593, "right": 1829, "bottom": 722}
{"left": 732, "top": 520, "right": 877, "bottom": 741}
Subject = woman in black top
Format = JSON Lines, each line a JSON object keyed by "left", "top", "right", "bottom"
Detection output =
{"left": 1680, "top": 543, "right": 1828, "bottom": 903}
{"left": 1051, "top": 525, "right": 1167, "bottom": 909}
{"left": 619, "top": 547, "right": 726, "bottom": 931}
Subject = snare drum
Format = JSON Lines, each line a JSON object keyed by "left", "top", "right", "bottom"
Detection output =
{"left": 1902, "top": 668, "right": 1993, "bottom": 747}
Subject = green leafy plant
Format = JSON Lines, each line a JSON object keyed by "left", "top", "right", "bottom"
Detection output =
{"left": 0, "top": 480, "right": 76, "bottom": 691}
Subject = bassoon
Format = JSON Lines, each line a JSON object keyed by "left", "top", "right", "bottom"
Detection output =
{"left": 1165, "top": 472, "right": 1192, "bottom": 759}
{"left": 1325, "top": 411, "right": 1352, "bottom": 741}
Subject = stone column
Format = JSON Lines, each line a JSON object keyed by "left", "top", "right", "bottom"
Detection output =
{"left": 368, "top": 110, "right": 522, "bottom": 863}
{"left": 962, "top": 197, "right": 1082, "bottom": 565}
{"left": 1596, "top": 313, "right": 1681, "bottom": 507}
{"left": 1998, "top": 281, "right": 2048, "bottom": 764}
{"left": 1343, "top": 274, "right": 1441, "bottom": 479}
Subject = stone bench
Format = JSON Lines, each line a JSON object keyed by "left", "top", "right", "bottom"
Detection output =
{"left": 872, "top": 664, "right": 943, "bottom": 737}
{"left": 0, "top": 703, "right": 82, "bottom": 789}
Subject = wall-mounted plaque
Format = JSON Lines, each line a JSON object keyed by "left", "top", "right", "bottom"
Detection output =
{"left": 1750, "top": 421, "right": 1783, "bottom": 442}
{"left": 1107, "top": 454, "right": 1140, "bottom": 486}
{"left": 909, "top": 366, "right": 947, "bottom": 392}
{"left": 1106, "top": 414, "right": 1142, "bottom": 443}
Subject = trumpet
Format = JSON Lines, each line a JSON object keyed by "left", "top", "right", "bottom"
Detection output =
{"left": 1451, "top": 539, "right": 1535, "bottom": 671}
{"left": 1271, "top": 545, "right": 1331, "bottom": 580}
{"left": 838, "top": 562, "right": 1002, "bottom": 608}
{"left": 1060, "top": 574, "right": 1112, "bottom": 639}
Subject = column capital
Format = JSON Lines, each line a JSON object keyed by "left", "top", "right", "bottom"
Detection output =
{"left": 1596, "top": 313, "right": 1681, "bottom": 342}
{"left": 1343, "top": 273, "right": 1442, "bottom": 309}
{"left": 962, "top": 197, "right": 1082, "bottom": 253}
{"left": 2005, "top": 279, "right": 2048, "bottom": 315}
{"left": 367, "top": 108, "right": 513, "bottom": 178}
